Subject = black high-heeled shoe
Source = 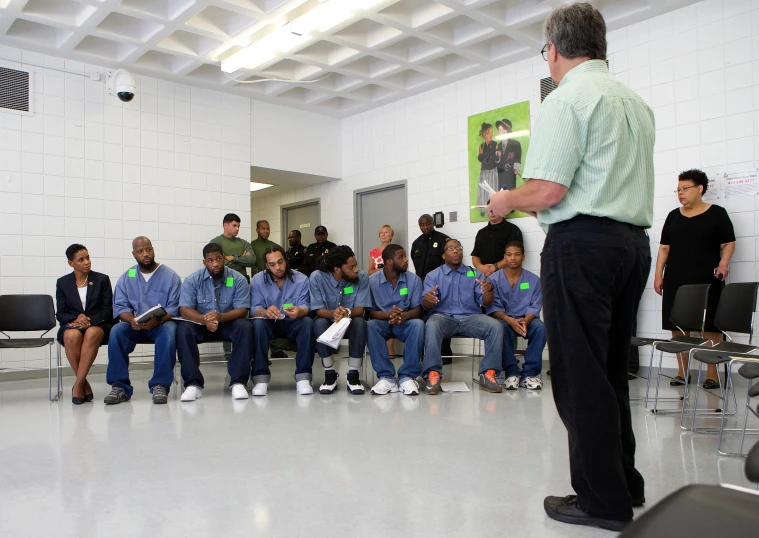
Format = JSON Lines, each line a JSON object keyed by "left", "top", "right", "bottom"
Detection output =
{"left": 84, "top": 392, "right": 94, "bottom": 402}
{"left": 72, "top": 389, "right": 86, "bottom": 405}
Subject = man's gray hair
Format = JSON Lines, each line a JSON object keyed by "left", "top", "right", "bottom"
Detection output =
{"left": 544, "top": 2, "right": 607, "bottom": 61}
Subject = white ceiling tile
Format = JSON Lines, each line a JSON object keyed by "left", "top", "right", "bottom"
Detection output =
{"left": 0, "top": 0, "right": 703, "bottom": 117}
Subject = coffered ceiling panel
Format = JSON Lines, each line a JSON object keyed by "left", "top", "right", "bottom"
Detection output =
{"left": 0, "top": 0, "right": 702, "bottom": 118}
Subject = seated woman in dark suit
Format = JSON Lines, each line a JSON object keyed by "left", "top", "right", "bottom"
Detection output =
{"left": 56, "top": 244, "right": 114, "bottom": 404}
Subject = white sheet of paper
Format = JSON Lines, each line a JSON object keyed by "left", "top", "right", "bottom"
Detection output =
{"left": 171, "top": 317, "right": 204, "bottom": 325}
{"left": 316, "top": 318, "right": 352, "bottom": 350}
{"left": 441, "top": 382, "right": 470, "bottom": 393}
{"left": 252, "top": 314, "right": 285, "bottom": 320}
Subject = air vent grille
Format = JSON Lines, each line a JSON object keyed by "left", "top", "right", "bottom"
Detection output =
{"left": 540, "top": 76, "right": 557, "bottom": 103}
{"left": 0, "top": 67, "right": 30, "bottom": 112}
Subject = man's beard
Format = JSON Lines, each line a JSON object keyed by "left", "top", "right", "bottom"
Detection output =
{"left": 138, "top": 259, "right": 157, "bottom": 270}
{"left": 345, "top": 274, "right": 359, "bottom": 284}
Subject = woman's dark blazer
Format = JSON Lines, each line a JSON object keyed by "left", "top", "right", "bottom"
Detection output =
{"left": 55, "top": 271, "right": 115, "bottom": 344}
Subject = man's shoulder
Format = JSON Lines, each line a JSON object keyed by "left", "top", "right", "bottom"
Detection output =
{"left": 184, "top": 267, "right": 205, "bottom": 282}
{"left": 406, "top": 271, "right": 423, "bottom": 286}
{"left": 158, "top": 264, "right": 181, "bottom": 280}
{"left": 523, "top": 269, "right": 540, "bottom": 282}
{"left": 291, "top": 270, "right": 308, "bottom": 284}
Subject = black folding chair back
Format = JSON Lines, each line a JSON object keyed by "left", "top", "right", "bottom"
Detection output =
{"left": 747, "top": 434, "right": 759, "bottom": 483}
{"left": 0, "top": 295, "right": 61, "bottom": 401}
{"left": 713, "top": 282, "right": 759, "bottom": 335}
{"left": 0, "top": 295, "right": 56, "bottom": 333}
{"left": 669, "top": 284, "right": 712, "bottom": 333}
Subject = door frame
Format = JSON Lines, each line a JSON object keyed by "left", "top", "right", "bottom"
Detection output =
{"left": 353, "top": 181, "right": 408, "bottom": 268}
{"left": 280, "top": 198, "right": 321, "bottom": 247}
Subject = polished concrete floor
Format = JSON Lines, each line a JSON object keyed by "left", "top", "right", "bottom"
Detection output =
{"left": 0, "top": 360, "right": 756, "bottom": 537}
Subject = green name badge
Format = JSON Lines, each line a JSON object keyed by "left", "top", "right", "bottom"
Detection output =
{"left": 466, "top": 270, "right": 476, "bottom": 277}
{"left": 520, "top": 282, "right": 530, "bottom": 290}
{"left": 282, "top": 303, "right": 294, "bottom": 309}
{"left": 128, "top": 268, "right": 136, "bottom": 278}
{"left": 343, "top": 286, "right": 354, "bottom": 294}
{"left": 399, "top": 287, "right": 408, "bottom": 296}
{"left": 226, "top": 277, "right": 234, "bottom": 287}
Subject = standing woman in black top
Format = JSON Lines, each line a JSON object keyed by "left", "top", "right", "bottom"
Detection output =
{"left": 654, "top": 170, "right": 735, "bottom": 388}
{"left": 476, "top": 123, "right": 499, "bottom": 215}
{"left": 56, "top": 244, "right": 115, "bottom": 404}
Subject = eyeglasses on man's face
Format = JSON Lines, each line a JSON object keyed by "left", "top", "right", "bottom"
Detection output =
{"left": 674, "top": 185, "right": 697, "bottom": 194}
{"left": 541, "top": 43, "right": 551, "bottom": 61}
{"left": 445, "top": 246, "right": 463, "bottom": 252}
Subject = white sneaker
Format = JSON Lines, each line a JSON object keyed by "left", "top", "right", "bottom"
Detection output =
{"left": 180, "top": 386, "right": 202, "bottom": 402}
{"left": 370, "top": 378, "right": 399, "bottom": 395}
{"left": 521, "top": 376, "right": 543, "bottom": 390}
{"left": 503, "top": 375, "right": 520, "bottom": 390}
{"left": 252, "top": 382, "right": 268, "bottom": 396}
{"left": 231, "top": 383, "right": 249, "bottom": 400}
{"left": 399, "top": 379, "right": 420, "bottom": 395}
{"left": 296, "top": 380, "right": 313, "bottom": 395}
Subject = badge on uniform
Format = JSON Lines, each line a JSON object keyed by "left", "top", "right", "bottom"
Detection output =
{"left": 399, "top": 287, "right": 408, "bottom": 296}
{"left": 343, "top": 286, "right": 354, "bottom": 294}
{"left": 128, "top": 268, "right": 136, "bottom": 278}
{"left": 433, "top": 242, "right": 438, "bottom": 248}
{"left": 226, "top": 277, "right": 234, "bottom": 287}
{"left": 466, "top": 270, "right": 476, "bottom": 277}
{"left": 520, "top": 282, "right": 530, "bottom": 290}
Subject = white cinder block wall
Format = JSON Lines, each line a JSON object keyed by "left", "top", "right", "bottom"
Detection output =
{"left": 254, "top": 0, "right": 759, "bottom": 364}
{"left": 0, "top": 46, "right": 252, "bottom": 370}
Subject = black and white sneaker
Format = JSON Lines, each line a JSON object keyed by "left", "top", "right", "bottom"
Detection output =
{"left": 346, "top": 370, "right": 365, "bottom": 395}
{"left": 319, "top": 370, "right": 338, "bottom": 394}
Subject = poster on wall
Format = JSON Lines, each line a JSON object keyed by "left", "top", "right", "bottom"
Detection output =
{"left": 468, "top": 100, "right": 531, "bottom": 223}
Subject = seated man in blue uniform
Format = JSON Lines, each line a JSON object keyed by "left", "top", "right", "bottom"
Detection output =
{"left": 105, "top": 236, "right": 182, "bottom": 405}
{"left": 421, "top": 238, "right": 504, "bottom": 395}
{"left": 487, "top": 241, "right": 546, "bottom": 390}
{"left": 176, "top": 243, "right": 253, "bottom": 402}
{"left": 367, "top": 244, "right": 424, "bottom": 396}
{"left": 310, "top": 245, "right": 372, "bottom": 395}
{"left": 250, "top": 246, "right": 314, "bottom": 396}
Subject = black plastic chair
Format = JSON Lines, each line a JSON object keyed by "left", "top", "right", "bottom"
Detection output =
{"left": 647, "top": 284, "right": 713, "bottom": 413}
{"left": 0, "top": 295, "right": 61, "bottom": 401}
{"left": 681, "top": 283, "right": 759, "bottom": 441}
{"left": 749, "top": 430, "right": 759, "bottom": 486}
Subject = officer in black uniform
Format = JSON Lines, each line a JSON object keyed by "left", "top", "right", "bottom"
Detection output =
{"left": 410, "top": 214, "right": 454, "bottom": 361}
{"left": 286, "top": 230, "right": 307, "bottom": 271}
{"left": 302, "top": 226, "right": 336, "bottom": 276}
{"left": 410, "top": 214, "right": 450, "bottom": 280}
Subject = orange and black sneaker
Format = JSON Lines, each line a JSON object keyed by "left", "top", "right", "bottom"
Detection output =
{"left": 425, "top": 371, "right": 442, "bottom": 395}
{"left": 479, "top": 369, "right": 503, "bottom": 393}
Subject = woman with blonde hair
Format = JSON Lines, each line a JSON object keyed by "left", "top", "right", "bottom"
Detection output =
{"left": 369, "top": 224, "right": 397, "bottom": 357}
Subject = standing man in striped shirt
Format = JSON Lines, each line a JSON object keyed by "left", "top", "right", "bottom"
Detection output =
{"left": 487, "top": 3, "right": 654, "bottom": 532}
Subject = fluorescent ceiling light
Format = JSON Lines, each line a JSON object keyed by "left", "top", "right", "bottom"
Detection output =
{"left": 293, "top": 0, "right": 355, "bottom": 33}
{"left": 250, "top": 182, "right": 273, "bottom": 192}
{"left": 222, "top": 28, "right": 310, "bottom": 73}
{"left": 494, "top": 130, "right": 530, "bottom": 141}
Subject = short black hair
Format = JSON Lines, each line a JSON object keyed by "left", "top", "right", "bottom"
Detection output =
{"left": 505, "top": 241, "right": 524, "bottom": 254}
{"left": 203, "top": 243, "right": 224, "bottom": 258}
{"left": 479, "top": 123, "right": 493, "bottom": 137}
{"left": 443, "top": 238, "right": 460, "bottom": 250}
{"left": 66, "top": 243, "right": 87, "bottom": 261}
{"left": 256, "top": 220, "right": 269, "bottom": 229}
{"left": 319, "top": 245, "right": 355, "bottom": 273}
{"left": 678, "top": 169, "right": 709, "bottom": 195}
{"left": 382, "top": 244, "right": 404, "bottom": 263}
{"left": 289, "top": 229, "right": 301, "bottom": 238}
{"left": 223, "top": 213, "right": 241, "bottom": 224}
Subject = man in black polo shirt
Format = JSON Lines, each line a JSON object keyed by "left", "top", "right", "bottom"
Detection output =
{"left": 471, "top": 212, "right": 524, "bottom": 277}
{"left": 302, "top": 226, "right": 336, "bottom": 276}
{"left": 410, "top": 213, "right": 453, "bottom": 360}
{"left": 410, "top": 214, "right": 449, "bottom": 280}
{"left": 286, "top": 230, "right": 307, "bottom": 271}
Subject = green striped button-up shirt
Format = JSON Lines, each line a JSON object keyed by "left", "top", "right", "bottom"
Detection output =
{"left": 522, "top": 60, "right": 656, "bottom": 232}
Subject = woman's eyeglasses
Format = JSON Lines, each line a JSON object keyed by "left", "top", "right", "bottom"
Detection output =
{"left": 674, "top": 185, "right": 697, "bottom": 194}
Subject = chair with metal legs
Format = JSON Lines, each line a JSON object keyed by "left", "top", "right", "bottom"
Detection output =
{"left": 0, "top": 295, "right": 61, "bottom": 402}
{"left": 680, "top": 283, "right": 759, "bottom": 445}
{"left": 720, "top": 362, "right": 759, "bottom": 458}
{"left": 647, "top": 284, "right": 713, "bottom": 413}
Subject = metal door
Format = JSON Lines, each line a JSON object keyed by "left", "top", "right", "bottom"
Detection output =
{"left": 354, "top": 182, "right": 408, "bottom": 271}
{"left": 281, "top": 200, "right": 321, "bottom": 247}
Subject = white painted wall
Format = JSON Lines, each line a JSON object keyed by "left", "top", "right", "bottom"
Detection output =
{"left": 254, "top": 0, "right": 759, "bottom": 362}
{"left": 250, "top": 100, "right": 342, "bottom": 179}
{"left": 0, "top": 46, "right": 252, "bottom": 370}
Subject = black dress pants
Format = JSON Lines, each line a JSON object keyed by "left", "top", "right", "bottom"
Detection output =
{"left": 541, "top": 216, "right": 651, "bottom": 521}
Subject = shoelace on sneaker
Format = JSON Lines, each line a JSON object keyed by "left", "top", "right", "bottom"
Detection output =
{"left": 484, "top": 369, "right": 497, "bottom": 383}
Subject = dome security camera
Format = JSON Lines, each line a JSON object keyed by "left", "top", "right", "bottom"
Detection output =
{"left": 107, "top": 69, "right": 136, "bottom": 103}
